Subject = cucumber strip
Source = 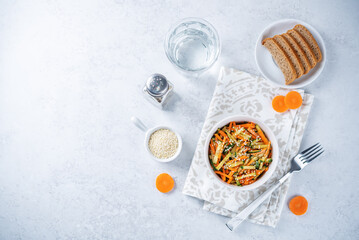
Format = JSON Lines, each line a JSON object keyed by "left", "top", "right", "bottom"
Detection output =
{"left": 226, "top": 160, "right": 244, "bottom": 168}
{"left": 215, "top": 152, "right": 232, "bottom": 170}
{"left": 242, "top": 166, "right": 255, "bottom": 170}
{"left": 213, "top": 141, "right": 224, "bottom": 164}
{"left": 224, "top": 129, "right": 241, "bottom": 146}
{"left": 248, "top": 149, "right": 261, "bottom": 153}
{"left": 237, "top": 172, "right": 256, "bottom": 180}
{"left": 252, "top": 144, "right": 268, "bottom": 149}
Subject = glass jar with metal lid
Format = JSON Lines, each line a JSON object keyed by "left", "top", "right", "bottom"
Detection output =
{"left": 143, "top": 73, "right": 173, "bottom": 108}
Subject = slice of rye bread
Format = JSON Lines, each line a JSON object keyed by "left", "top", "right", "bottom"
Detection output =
{"left": 287, "top": 29, "right": 317, "bottom": 68}
{"left": 262, "top": 38, "right": 296, "bottom": 85}
{"left": 273, "top": 35, "right": 304, "bottom": 78}
{"left": 282, "top": 33, "right": 311, "bottom": 74}
{"left": 294, "top": 24, "right": 322, "bottom": 62}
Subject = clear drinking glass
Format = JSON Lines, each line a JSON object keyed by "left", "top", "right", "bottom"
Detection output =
{"left": 164, "top": 18, "right": 221, "bottom": 74}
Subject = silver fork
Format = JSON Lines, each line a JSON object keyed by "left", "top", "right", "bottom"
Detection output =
{"left": 226, "top": 143, "right": 324, "bottom": 231}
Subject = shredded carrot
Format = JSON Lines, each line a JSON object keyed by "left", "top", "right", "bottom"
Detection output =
{"left": 222, "top": 168, "right": 227, "bottom": 181}
{"left": 240, "top": 123, "right": 255, "bottom": 128}
{"left": 229, "top": 122, "right": 233, "bottom": 131}
{"left": 215, "top": 171, "right": 231, "bottom": 178}
{"left": 218, "top": 130, "right": 229, "bottom": 141}
{"left": 225, "top": 159, "right": 235, "bottom": 165}
{"left": 228, "top": 167, "right": 239, "bottom": 171}
{"left": 256, "top": 125, "right": 269, "bottom": 144}
{"left": 215, "top": 134, "right": 223, "bottom": 142}
{"left": 210, "top": 139, "right": 215, "bottom": 155}
{"left": 247, "top": 128, "right": 260, "bottom": 139}
{"left": 242, "top": 148, "right": 250, "bottom": 153}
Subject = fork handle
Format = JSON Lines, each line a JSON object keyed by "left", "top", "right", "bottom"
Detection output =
{"left": 226, "top": 172, "right": 292, "bottom": 231}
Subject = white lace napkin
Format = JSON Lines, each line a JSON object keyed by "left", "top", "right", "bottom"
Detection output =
{"left": 182, "top": 67, "right": 314, "bottom": 227}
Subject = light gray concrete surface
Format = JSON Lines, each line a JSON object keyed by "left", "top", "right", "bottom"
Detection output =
{"left": 0, "top": 0, "right": 358, "bottom": 239}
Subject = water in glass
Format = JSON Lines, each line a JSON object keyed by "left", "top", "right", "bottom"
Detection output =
{"left": 165, "top": 18, "right": 220, "bottom": 73}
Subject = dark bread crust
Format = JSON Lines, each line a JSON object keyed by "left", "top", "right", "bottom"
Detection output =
{"left": 287, "top": 29, "right": 317, "bottom": 68}
{"left": 282, "top": 33, "right": 312, "bottom": 74}
{"left": 293, "top": 24, "right": 322, "bottom": 62}
{"left": 262, "top": 38, "right": 296, "bottom": 85}
{"left": 261, "top": 24, "right": 323, "bottom": 85}
{"left": 273, "top": 35, "right": 304, "bottom": 79}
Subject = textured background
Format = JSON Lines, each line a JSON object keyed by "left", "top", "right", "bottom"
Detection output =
{"left": 0, "top": 0, "right": 358, "bottom": 239}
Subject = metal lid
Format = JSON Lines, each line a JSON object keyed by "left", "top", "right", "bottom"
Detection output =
{"left": 146, "top": 73, "right": 169, "bottom": 97}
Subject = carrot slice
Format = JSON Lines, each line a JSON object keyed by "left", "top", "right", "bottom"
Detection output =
{"left": 156, "top": 173, "right": 175, "bottom": 193}
{"left": 289, "top": 196, "right": 308, "bottom": 215}
{"left": 272, "top": 95, "right": 288, "bottom": 113}
{"left": 285, "top": 91, "right": 303, "bottom": 109}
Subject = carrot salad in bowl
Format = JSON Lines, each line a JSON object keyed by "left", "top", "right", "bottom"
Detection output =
{"left": 208, "top": 121, "right": 272, "bottom": 186}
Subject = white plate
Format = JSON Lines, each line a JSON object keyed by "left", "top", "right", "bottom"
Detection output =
{"left": 255, "top": 19, "right": 326, "bottom": 89}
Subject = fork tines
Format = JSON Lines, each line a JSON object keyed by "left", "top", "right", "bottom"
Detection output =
{"left": 301, "top": 143, "right": 324, "bottom": 164}
{"left": 301, "top": 143, "right": 320, "bottom": 155}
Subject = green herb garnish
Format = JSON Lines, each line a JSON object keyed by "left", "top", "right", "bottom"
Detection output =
{"left": 255, "top": 161, "right": 260, "bottom": 169}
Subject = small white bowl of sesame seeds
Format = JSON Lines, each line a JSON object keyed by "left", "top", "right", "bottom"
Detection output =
{"left": 145, "top": 126, "right": 182, "bottom": 162}
{"left": 131, "top": 117, "right": 182, "bottom": 162}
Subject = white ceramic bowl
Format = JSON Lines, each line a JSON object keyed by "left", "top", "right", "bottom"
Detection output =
{"left": 203, "top": 115, "right": 279, "bottom": 191}
{"left": 144, "top": 126, "right": 182, "bottom": 163}
{"left": 255, "top": 19, "right": 326, "bottom": 89}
